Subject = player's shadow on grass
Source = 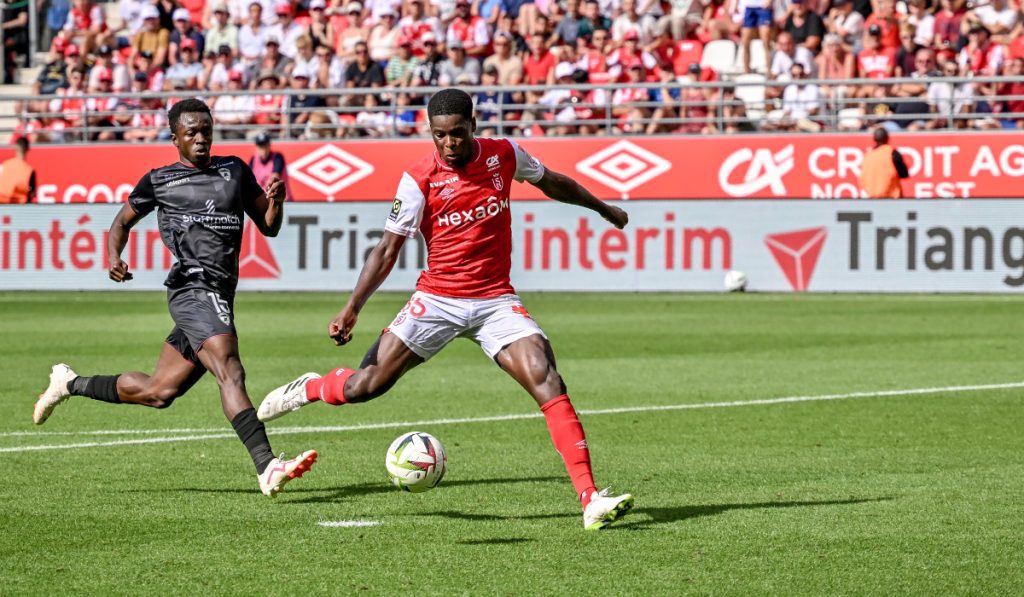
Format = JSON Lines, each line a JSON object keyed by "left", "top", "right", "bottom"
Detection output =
{"left": 279, "top": 475, "right": 565, "bottom": 505}
{"left": 457, "top": 538, "right": 533, "bottom": 546}
{"left": 615, "top": 497, "right": 895, "bottom": 530}
{"left": 139, "top": 475, "right": 565, "bottom": 504}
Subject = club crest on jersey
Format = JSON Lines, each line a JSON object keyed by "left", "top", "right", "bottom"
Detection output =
{"left": 491, "top": 174, "right": 503, "bottom": 191}
{"left": 218, "top": 168, "right": 231, "bottom": 181}
{"left": 486, "top": 155, "right": 500, "bottom": 170}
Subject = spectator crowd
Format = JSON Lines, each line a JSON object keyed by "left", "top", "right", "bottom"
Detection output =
{"left": 8, "top": 0, "right": 1024, "bottom": 141}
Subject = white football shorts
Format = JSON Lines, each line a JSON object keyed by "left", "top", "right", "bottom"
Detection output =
{"left": 384, "top": 291, "right": 547, "bottom": 360}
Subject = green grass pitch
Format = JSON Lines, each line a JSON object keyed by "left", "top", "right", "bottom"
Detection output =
{"left": 1, "top": 291, "right": 1022, "bottom": 594}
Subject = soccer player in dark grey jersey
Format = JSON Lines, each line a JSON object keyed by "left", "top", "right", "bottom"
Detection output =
{"left": 33, "top": 99, "right": 317, "bottom": 497}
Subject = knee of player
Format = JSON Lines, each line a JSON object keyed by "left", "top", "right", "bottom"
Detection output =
{"left": 146, "top": 386, "right": 182, "bottom": 408}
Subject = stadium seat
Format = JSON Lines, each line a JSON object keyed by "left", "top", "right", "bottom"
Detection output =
{"left": 838, "top": 108, "right": 865, "bottom": 131}
{"left": 732, "top": 73, "right": 768, "bottom": 120}
{"left": 731, "top": 43, "right": 769, "bottom": 75}
{"left": 700, "top": 40, "right": 738, "bottom": 74}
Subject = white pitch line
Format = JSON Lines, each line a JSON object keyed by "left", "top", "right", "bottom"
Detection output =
{"left": 1, "top": 380, "right": 1021, "bottom": 454}
{"left": 317, "top": 520, "right": 381, "bottom": 528}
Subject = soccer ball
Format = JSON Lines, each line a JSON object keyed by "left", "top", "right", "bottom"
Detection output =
{"left": 724, "top": 270, "right": 748, "bottom": 292}
{"left": 385, "top": 431, "right": 447, "bottom": 492}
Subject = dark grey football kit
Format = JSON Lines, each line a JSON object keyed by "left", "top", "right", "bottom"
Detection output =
{"left": 128, "top": 156, "right": 264, "bottom": 365}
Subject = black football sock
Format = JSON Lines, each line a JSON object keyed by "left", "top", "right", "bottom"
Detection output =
{"left": 231, "top": 408, "right": 275, "bottom": 474}
{"left": 67, "top": 375, "right": 122, "bottom": 404}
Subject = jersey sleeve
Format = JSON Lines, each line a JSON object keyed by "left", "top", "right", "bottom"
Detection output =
{"left": 508, "top": 139, "right": 546, "bottom": 183}
{"left": 237, "top": 158, "right": 264, "bottom": 203}
{"left": 127, "top": 171, "right": 157, "bottom": 216}
{"left": 384, "top": 172, "right": 426, "bottom": 238}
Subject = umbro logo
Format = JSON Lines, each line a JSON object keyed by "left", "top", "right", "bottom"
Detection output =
{"left": 439, "top": 187, "right": 456, "bottom": 200}
{"left": 166, "top": 177, "right": 191, "bottom": 188}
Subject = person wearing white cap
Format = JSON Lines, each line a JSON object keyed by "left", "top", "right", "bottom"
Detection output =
{"left": 205, "top": 3, "right": 240, "bottom": 57}
{"left": 169, "top": 7, "right": 205, "bottom": 65}
{"left": 306, "top": 0, "right": 335, "bottom": 51}
{"left": 130, "top": 4, "right": 170, "bottom": 70}
{"left": 367, "top": 0, "right": 402, "bottom": 24}
{"left": 368, "top": 6, "right": 401, "bottom": 62}
{"left": 335, "top": 1, "right": 369, "bottom": 61}
{"left": 283, "top": 64, "right": 326, "bottom": 136}
{"left": 437, "top": 38, "right": 480, "bottom": 85}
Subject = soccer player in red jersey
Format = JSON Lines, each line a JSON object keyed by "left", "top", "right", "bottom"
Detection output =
{"left": 259, "top": 88, "right": 633, "bottom": 530}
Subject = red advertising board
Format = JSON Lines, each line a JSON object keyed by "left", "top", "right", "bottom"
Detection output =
{"left": 3, "top": 133, "right": 1023, "bottom": 203}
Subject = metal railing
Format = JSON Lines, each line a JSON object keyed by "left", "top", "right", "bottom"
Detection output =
{"left": 4, "top": 75, "right": 1023, "bottom": 144}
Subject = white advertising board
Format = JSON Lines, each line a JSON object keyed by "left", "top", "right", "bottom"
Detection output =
{"left": 1, "top": 201, "right": 1023, "bottom": 292}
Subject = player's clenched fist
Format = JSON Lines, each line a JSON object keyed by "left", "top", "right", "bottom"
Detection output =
{"left": 265, "top": 174, "right": 286, "bottom": 204}
{"left": 602, "top": 205, "right": 629, "bottom": 230}
{"left": 328, "top": 307, "right": 358, "bottom": 346}
{"left": 108, "top": 257, "right": 134, "bottom": 282}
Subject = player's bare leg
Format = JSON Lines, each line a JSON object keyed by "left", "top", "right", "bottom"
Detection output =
{"left": 34, "top": 344, "right": 204, "bottom": 424}
{"left": 258, "top": 333, "right": 423, "bottom": 421}
{"left": 197, "top": 334, "right": 317, "bottom": 497}
{"left": 496, "top": 334, "right": 633, "bottom": 530}
{"left": 116, "top": 343, "right": 206, "bottom": 408}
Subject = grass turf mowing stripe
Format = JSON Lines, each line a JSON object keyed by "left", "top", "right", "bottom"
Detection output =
{"left": 3, "top": 380, "right": 1022, "bottom": 453}
{"left": 317, "top": 521, "right": 382, "bottom": 528}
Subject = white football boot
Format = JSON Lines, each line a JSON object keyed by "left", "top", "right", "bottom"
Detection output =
{"left": 583, "top": 488, "right": 634, "bottom": 531}
{"left": 33, "top": 363, "right": 78, "bottom": 425}
{"left": 258, "top": 450, "right": 318, "bottom": 497}
{"left": 257, "top": 372, "right": 320, "bottom": 422}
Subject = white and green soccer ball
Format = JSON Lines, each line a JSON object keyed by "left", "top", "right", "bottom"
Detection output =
{"left": 385, "top": 431, "right": 447, "bottom": 493}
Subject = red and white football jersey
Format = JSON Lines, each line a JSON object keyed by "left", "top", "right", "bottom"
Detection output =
{"left": 385, "top": 137, "right": 545, "bottom": 298}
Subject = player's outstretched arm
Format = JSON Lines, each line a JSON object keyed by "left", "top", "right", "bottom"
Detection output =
{"left": 244, "top": 174, "right": 286, "bottom": 237}
{"left": 531, "top": 169, "right": 629, "bottom": 229}
{"left": 328, "top": 231, "right": 408, "bottom": 346}
{"left": 108, "top": 203, "right": 145, "bottom": 282}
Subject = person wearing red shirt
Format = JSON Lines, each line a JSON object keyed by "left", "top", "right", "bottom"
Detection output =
{"left": 933, "top": 0, "right": 966, "bottom": 50}
{"left": 523, "top": 32, "right": 556, "bottom": 84}
{"left": 606, "top": 29, "right": 657, "bottom": 81}
{"left": 253, "top": 69, "right": 286, "bottom": 133}
{"left": 258, "top": 88, "right": 635, "bottom": 532}
{"left": 856, "top": 25, "right": 896, "bottom": 99}
{"left": 996, "top": 57, "right": 1024, "bottom": 127}
{"left": 576, "top": 27, "right": 611, "bottom": 82}
{"left": 864, "top": 0, "right": 900, "bottom": 50}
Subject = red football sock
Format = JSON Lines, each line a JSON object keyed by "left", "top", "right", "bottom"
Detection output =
{"left": 305, "top": 368, "right": 355, "bottom": 405}
{"left": 541, "top": 394, "right": 598, "bottom": 508}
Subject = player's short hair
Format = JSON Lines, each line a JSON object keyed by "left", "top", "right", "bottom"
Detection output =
{"left": 15, "top": 137, "right": 29, "bottom": 153}
{"left": 427, "top": 89, "right": 474, "bottom": 121}
{"left": 168, "top": 98, "right": 212, "bottom": 133}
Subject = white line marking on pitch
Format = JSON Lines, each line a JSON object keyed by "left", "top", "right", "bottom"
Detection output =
{"left": 317, "top": 520, "right": 381, "bottom": 528}
{"left": 1, "top": 380, "right": 1021, "bottom": 453}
